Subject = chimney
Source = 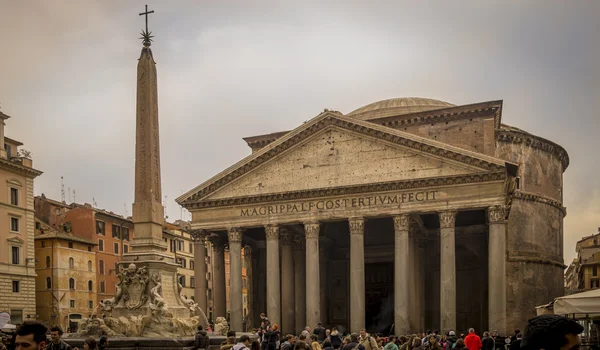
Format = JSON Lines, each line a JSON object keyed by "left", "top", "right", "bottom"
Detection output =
{"left": 0, "top": 111, "right": 9, "bottom": 159}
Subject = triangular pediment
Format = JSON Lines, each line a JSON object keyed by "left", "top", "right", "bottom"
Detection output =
{"left": 177, "top": 112, "right": 507, "bottom": 206}
{"left": 7, "top": 236, "right": 24, "bottom": 245}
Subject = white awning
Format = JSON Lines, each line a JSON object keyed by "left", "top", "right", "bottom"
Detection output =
{"left": 553, "top": 289, "right": 600, "bottom": 315}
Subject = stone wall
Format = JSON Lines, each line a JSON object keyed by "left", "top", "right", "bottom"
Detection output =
{"left": 0, "top": 275, "right": 36, "bottom": 322}
{"left": 497, "top": 129, "right": 566, "bottom": 331}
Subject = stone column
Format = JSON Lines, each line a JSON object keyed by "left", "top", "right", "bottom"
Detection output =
{"left": 228, "top": 227, "right": 244, "bottom": 332}
{"left": 393, "top": 214, "right": 410, "bottom": 335}
{"left": 280, "top": 227, "right": 295, "bottom": 334}
{"left": 488, "top": 206, "right": 508, "bottom": 335}
{"left": 304, "top": 222, "right": 321, "bottom": 328}
{"left": 191, "top": 229, "right": 209, "bottom": 313}
{"left": 244, "top": 245, "right": 254, "bottom": 330}
{"left": 319, "top": 238, "right": 330, "bottom": 326}
{"left": 439, "top": 211, "right": 457, "bottom": 333}
{"left": 293, "top": 236, "right": 307, "bottom": 334}
{"left": 265, "top": 224, "right": 281, "bottom": 327}
{"left": 349, "top": 217, "right": 365, "bottom": 333}
{"left": 209, "top": 235, "right": 227, "bottom": 319}
{"left": 416, "top": 235, "right": 426, "bottom": 332}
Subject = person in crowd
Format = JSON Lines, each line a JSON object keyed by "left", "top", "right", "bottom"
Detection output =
{"left": 341, "top": 337, "right": 350, "bottom": 350}
{"left": 400, "top": 335, "right": 415, "bottom": 350}
{"left": 464, "top": 329, "right": 481, "bottom": 350}
{"left": 421, "top": 335, "right": 442, "bottom": 350}
{"left": 195, "top": 325, "right": 210, "bottom": 350}
{"left": 481, "top": 332, "right": 494, "bottom": 350}
{"left": 412, "top": 338, "right": 422, "bottom": 350}
{"left": 314, "top": 324, "right": 327, "bottom": 344}
{"left": 520, "top": 315, "right": 583, "bottom": 350}
{"left": 330, "top": 328, "right": 342, "bottom": 350}
{"left": 221, "top": 331, "right": 237, "bottom": 350}
{"left": 250, "top": 340, "right": 261, "bottom": 350}
{"left": 323, "top": 339, "right": 334, "bottom": 350}
{"left": 294, "top": 342, "right": 308, "bottom": 350}
{"left": 47, "top": 327, "right": 72, "bottom": 350}
{"left": 82, "top": 338, "right": 97, "bottom": 350}
{"left": 453, "top": 340, "right": 466, "bottom": 350}
{"left": 359, "top": 329, "right": 378, "bottom": 350}
{"left": 445, "top": 332, "right": 458, "bottom": 350}
{"left": 14, "top": 321, "right": 48, "bottom": 350}
{"left": 342, "top": 334, "right": 365, "bottom": 350}
{"left": 301, "top": 328, "right": 311, "bottom": 341}
{"left": 98, "top": 336, "right": 108, "bottom": 350}
{"left": 422, "top": 332, "right": 434, "bottom": 346}
{"left": 296, "top": 335, "right": 309, "bottom": 350}
{"left": 509, "top": 331, "right": 520, "bottom": 345}
{"left": 326, "top": 330, "right": 331, "bottom": 342}
{"left": 281, "top": 335, "right": 295, "bottom": 350}
{"left": 266, "top": 324, "right": 279, "bottom": 350}
{"left": 384, "top": 336, "right": 398, "bottom": 350}
{"left": 233, "top": 335, "right": 251, "bottom": 350}
{"left": 311, "top": 340, "right": 323, "bottom": 350}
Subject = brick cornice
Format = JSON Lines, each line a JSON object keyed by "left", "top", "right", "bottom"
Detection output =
{"left": 497, "top": 128, "right": 569, "bottom": 170}
{"left": 513, "top": 190, "right": 566, "bottom": 216}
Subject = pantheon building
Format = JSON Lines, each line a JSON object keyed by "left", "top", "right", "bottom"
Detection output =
{"left": 177, "top": 98, "right": 568, "bottom": 336}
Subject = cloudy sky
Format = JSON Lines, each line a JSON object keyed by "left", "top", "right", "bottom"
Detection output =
{"left": 1, "top": 1, "right": 598, "bottom": 262}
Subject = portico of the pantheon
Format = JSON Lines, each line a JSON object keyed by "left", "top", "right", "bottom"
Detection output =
{"left": 177, "top": 98, "right": 568, "bottom": 336}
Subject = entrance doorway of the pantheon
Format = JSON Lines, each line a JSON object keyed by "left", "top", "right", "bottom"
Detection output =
{"left": 365, "top": 262, "right": 394, "bottom": 334}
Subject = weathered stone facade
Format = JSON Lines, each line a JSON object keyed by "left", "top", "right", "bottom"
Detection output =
{"left": 178, "top": 98, "right": 568, "bottom": 335}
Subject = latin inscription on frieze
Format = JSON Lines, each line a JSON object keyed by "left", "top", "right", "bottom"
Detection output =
{"left": 240, "top": 190, "right": 439, "bottom": 217}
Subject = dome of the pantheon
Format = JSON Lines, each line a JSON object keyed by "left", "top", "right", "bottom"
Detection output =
{"left": 347, "top": 97, "right": 455, "bottom": 121}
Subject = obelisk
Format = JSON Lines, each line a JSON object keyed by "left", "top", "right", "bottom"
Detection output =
{"left": 113, "top": 7, "right": 188, "bottom": 319}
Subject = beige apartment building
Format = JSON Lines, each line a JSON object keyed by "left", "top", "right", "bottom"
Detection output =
{"left": 0, "top": 110, "right": 43, "bottom": 325}
{"left": 565, "top": 229, "right": 600, "bottom": 294}
{"left": 34, "top": 218, "right": 97, "bottom": 330}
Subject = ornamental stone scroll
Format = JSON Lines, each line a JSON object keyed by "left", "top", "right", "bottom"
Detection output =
{"left": 227, "top": 227, "right": 244, "bottom": 243}
{"left": 488, "top": 205, "right": 509, "bottom": 224}
{"left": 304, "top": 222, "right": 320, "bottom": 239}
{"left": 348, "top": 217, "right": 365, "bottom": 235}
{"left": 265, "top": 224, "right": 280, "bottom": 241}
{"left": 439, "top": 211, "right": 457, "bottom": 229}
{"left": 190, "top": 229, "right": 209, "bottom": 244}
{"left": 393, "top": 214, "right": 410, "bottom": 232}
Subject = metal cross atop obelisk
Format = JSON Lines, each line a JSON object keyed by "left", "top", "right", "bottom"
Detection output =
{"left": 139, "top": 4, "right": 155, "bottom": 46}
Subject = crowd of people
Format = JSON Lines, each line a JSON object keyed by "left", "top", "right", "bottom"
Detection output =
{"left": 1, "top": 314, "right": 584, "bottom": 350}
{"left": 199, "top": 314, "right": 583, "bottom": 350}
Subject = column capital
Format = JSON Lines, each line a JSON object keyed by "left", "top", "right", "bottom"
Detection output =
{"left": 265, "top": 224, "right": 280, "bottom": 241}
{"left": 304, "top": 222, "right": 320, "bottom": 239}
{"left": 488, "top": 205, "right": 509, "bottom": 224}
{"left": 280, "top": 227, "right": 294, "bottom": 245}
{"left": 190, "top": 229, "right": 209, "bottom": 244}
{"left": 393, "top": 214, "right": 410, "bottom": 232}
{"left": 349, "top": 217, "right": 365, "bottom": 236}
{"left": 439, "top": 211, "right": 457, "bottom": 229}
{"left": 227, "top": 227, "right": 244, "bottom": 243}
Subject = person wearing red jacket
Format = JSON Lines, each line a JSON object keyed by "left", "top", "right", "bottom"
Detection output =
{"left": 464, "top": 329, "right": 482, "bottom": 350}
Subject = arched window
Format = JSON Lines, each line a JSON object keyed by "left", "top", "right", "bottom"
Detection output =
{"left": 69, "top": 278, "right": 75, "bottom": 290}
{"left": 190, "top": 260, "right": 195, "bottom": 270}
{"left": 88, "top": 260, "right": 92, "bottom": 271}
{"left": 88, "top": 280, "right": 93, "bottom": 291}
{"left": 46, "top": 277, "right": 52, "bottom": 289}
{"left": 69, "top": 257, "right": 74, "bottom": 268}
{"left": 46, "top": 256, "right": 50, "bottom": 268}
